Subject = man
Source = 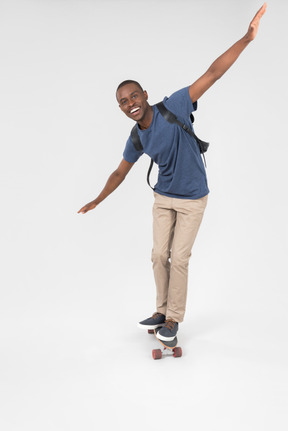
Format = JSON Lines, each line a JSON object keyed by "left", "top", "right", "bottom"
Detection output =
{"left": 78, "top": 4, "right": 267, "bottom": 341}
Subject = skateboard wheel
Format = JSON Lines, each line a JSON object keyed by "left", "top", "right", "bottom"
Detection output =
{"left": 152, "top": 349, "right": 162, "bottom": 360}
{"left": 173, "top": 347, "right": 182, "bottom": 358}
{"left": 148, "top": 329, "right": 154, "bottom": 334}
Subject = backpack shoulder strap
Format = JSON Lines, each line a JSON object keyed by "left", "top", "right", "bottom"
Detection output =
{"left": 130, "top": 124, "right": 143, "bottom": 151}
{"left": 146, "top": 159, "right": 154, "bottom": 190}
{"left": 156, "top": 101, "right": 195, "bottom": 135}
{"left": 156, "top": 101, "right": 178, "bottom": 124}
{"left": 130, "top": 124, "right": 154, "bottom": 190}
{"left": 156, "top": 102, "right": 209, "bottom": 157}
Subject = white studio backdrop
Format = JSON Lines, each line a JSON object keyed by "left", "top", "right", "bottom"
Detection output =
{"left": 0, "top": 0, "right": 287, "bottom": 430}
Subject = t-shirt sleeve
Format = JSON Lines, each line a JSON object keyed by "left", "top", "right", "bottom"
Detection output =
{"left": 163, "top": 86, "right": 197, "bottom": 119}
{"left": 123, "top": 135, "right": 143, "bottom": 163}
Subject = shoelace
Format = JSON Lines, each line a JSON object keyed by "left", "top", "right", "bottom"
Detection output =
{"left": 164, "top": 319, "right": 176, "bottom": 330}
{"left": 152, "top": 312, "right": 164, "bottom": 320}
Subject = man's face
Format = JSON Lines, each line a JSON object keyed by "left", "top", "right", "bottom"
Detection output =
{"left": 117, "top": 83, "right": 149, "bottom": 122}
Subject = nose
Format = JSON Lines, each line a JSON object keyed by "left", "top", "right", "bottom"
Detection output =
{"left": 128, "top": 98, "right": 135, "bottom": 108}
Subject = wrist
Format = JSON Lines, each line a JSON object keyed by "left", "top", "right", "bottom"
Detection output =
{"left": 243, "top": 33, "right": 253, "bottom": 45}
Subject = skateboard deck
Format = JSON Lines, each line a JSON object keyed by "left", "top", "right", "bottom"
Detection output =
{"left": 148, "top": 327, "right": 182, "bottom": 360}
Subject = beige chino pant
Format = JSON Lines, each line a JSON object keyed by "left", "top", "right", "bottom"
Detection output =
{"left": 151, "top": 192, "right": 208, "bottom": 323}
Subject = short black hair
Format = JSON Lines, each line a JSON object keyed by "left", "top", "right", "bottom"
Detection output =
{"left": 116, "top": 80, "right": 144, "bottom": 94}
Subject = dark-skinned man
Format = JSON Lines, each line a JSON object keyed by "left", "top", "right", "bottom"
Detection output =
{"left": 78, "top": 4, "right": 267, "bottom": 341}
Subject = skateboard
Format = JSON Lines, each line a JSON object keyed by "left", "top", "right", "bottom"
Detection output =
{"left": 147, "top": 327, "right": 182, "bottom": 360}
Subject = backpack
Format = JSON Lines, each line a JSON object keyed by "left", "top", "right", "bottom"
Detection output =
{"left": 130, "top": 102, "right": 209, "bottom": 190}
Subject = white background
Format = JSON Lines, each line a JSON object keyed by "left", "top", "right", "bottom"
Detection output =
{"left": 1, "top": 0, "right": 287, "bottom": 430}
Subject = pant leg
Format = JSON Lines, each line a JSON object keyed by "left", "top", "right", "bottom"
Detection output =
{"left": 166, "top": 195, "right": 208, "bottom": 322}
{"left": 151, "top": 193, "right": 176, "bottom": 316}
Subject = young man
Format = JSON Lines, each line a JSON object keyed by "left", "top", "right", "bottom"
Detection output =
{"left": 78, "top": 4, "right": 267, "bottom": 341}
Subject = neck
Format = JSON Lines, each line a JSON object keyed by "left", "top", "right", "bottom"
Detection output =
{"left": 138, "top": 105, "right": 154, "bottom": 130}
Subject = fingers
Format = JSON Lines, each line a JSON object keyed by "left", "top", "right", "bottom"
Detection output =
{"left": 247, "top": 2, "right": 267, "bottom": 41}
{"left": 77, "top": 202, "right": 96, "bottom": 214}
{"left": 78, "top": 208, "right": 87, "bottom": 214}
{"left": 78, "top": 205, "right": 89, "bottom": 214}
{"left": 253, "top": 3, "right": 267, "bottom": 22}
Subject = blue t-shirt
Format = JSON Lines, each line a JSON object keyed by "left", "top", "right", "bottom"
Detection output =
{"left": 123, "top": 86, "right": 209, "bottom": 199}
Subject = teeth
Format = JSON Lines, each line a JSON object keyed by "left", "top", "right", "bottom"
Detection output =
{"left": 131, "top": 107, "right": 140, "bottom": 114}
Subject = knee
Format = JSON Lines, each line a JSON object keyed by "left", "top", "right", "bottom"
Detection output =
{"left": 151, "top": 249, "right": 170, "bottom": 265}
{"left": 171, "top": 251, "right": 191, "bottom": 269}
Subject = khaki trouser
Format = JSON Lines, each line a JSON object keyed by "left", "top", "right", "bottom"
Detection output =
{"left": 151, "top": 192, "right": 208, "bottom": 323}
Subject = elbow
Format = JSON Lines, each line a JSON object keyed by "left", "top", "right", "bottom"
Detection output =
{"left": 205, "top": 68, "right": 221, "bottom": 84}
{"left": 113, "top": 169, "right": 126, "bottom": 182}
{"left": 209, "top": 70, "right": 220, "bottom": 83}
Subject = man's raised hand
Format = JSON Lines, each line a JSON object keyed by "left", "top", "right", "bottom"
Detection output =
{"left": 246, "top": 3, "right": 267, "bottom": 42}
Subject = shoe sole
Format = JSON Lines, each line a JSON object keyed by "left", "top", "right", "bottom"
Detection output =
{"left": 137, "top": 323, "right": 164, "bottom": 330}
{"left": 156, "top": 332, "right": 177, "bottom": 342}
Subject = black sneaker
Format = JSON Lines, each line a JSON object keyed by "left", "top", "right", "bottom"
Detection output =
{"left": 156, "top": 319, "right": 178, "bottom": 341}
{"left": 137, "top": 312, "right": 166, "bottom": 330}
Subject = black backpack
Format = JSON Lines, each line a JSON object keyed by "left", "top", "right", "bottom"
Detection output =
{"left": 130, "top": 102, "right": 209, "bottom": 189}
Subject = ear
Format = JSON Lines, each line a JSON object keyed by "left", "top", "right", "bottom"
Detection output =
{"left": 143, "top": 90, "right": 148, "bottom": 100}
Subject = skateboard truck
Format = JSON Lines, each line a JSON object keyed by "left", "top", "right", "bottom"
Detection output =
{"left": 148, "top": 328, "right": 182, "bottom": 360}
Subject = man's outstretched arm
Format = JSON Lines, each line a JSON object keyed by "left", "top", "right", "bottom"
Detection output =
{"left": 78, "top": 158, "right": 134, "bottom": 214}
{"left": 189, "top": 3, "right": 267, "bottom": 103}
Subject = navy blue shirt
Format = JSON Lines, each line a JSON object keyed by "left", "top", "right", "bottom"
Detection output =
{"left": 123, "top": 87, "right": 209, "bottom": 199}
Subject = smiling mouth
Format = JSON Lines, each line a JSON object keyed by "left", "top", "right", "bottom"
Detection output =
{"left": 130, "top": 107, "right": 140, "bottom": 116}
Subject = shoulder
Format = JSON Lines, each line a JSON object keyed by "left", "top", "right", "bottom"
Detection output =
{"left": 163, "top": 86, "right": 197, "bottom": 117}
{"left": 123, "top": 133, "right": 143, "bottom": 164}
